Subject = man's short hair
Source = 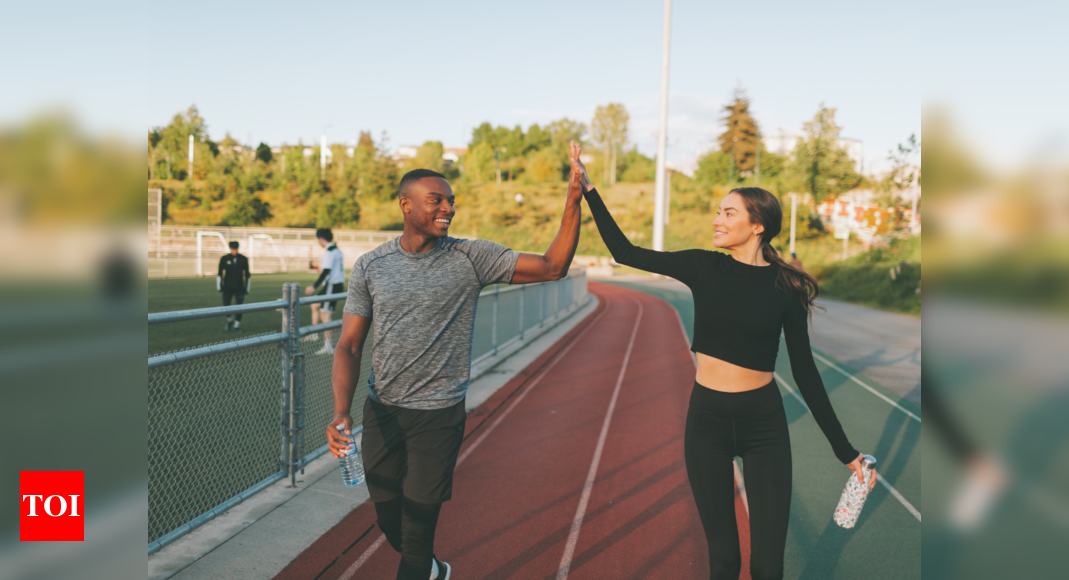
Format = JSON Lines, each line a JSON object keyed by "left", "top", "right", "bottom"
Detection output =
{"left": 398, "top": 169, "right": 447, "bottom": 199}
{"left": 229, "top": 241, "right": 240, "bottom": 249}
{"left": 315, "top": 228, "right": 334, "bottom": 242}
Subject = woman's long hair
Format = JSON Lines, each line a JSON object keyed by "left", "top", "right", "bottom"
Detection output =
{"left": 729, "top": 187, "right": 823, "bottom": 316}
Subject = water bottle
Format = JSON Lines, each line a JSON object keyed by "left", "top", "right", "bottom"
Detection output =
{"left": 336, "top": 425, "right": 365, "bottom": 487}
{"left": 834, "top": 454, "right": 877, "bottom": 529}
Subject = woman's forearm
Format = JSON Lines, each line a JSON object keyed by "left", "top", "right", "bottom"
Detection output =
{"left": 582, "top": 188, "right": 636, "bottom": 264}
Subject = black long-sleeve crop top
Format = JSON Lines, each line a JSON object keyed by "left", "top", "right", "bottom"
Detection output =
{"left": 584, "top": 188, "right": 859, "bottom": 464}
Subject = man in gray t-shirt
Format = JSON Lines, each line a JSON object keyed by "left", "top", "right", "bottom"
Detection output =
{"left": 325, "top": 142, "right": 589, "bottom": 580}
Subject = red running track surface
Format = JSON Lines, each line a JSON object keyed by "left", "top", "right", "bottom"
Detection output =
{"left": 274, "top": 282, "right": 751, "bottom": 580}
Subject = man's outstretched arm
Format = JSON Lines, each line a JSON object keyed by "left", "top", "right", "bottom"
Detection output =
{"left": 512, "top": 141, "right": 588, "bottom": 284}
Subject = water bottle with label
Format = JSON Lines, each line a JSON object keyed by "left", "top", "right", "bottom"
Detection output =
{"left": 336, "top": 425, "right": 365, "bottom": 487}
{"left": 834, "top": 454, "right": 877, "bottom": 529}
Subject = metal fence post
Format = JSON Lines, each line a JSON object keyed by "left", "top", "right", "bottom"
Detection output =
{"left": 279, "top": 284, "right": 292, "bottom": 483}
{"left": 277, "top": 283, "right": 304, "bottom": 486}
{"left": 288, "top": 283, "right": 303, "bottom": 485}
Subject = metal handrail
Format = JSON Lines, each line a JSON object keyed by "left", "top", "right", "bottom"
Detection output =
{"left": 148, "top": 332, "right": 289, "bottom": 369}
{"left": 298, "top": 320, "right": 343, "bottom": 337}
{"left": 298, "top": 292, "right": 347, "bottom": 306}
{"left": 148, "top": 299, "right": 288, "bottom": 324}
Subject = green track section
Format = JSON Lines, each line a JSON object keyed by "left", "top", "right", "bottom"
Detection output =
{"left": 602, "top": 279, "right": 921, "bottom": 580}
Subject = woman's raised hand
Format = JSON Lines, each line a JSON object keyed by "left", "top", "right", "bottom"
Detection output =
{"left": 569, "top": 140, "right": 592, "bottom": 193}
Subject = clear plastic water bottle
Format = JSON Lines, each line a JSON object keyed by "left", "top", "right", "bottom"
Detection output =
{"left": 336, "top": 425, "right": 365, "bottom": 487}
{"left": 834, "top": 454, "right": 877, "bottom": 529}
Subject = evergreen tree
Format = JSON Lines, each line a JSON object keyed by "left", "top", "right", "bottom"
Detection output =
{"left": 255, "top": 142, "right": 273, "bottom": 164}
{"left": 717, "top": 88, "right": 759, "bottom": 178}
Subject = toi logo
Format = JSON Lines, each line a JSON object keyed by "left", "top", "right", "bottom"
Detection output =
{"left": 20, "top": 471, "right": 84, "bottom": 541}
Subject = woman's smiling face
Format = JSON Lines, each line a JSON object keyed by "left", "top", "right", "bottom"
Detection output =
{"left": 712, "top": 192, "right": 763, "bottom": 248}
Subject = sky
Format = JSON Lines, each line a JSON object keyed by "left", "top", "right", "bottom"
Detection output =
{"left": 2, "top": 1, "right": 1065, "bottom": 175}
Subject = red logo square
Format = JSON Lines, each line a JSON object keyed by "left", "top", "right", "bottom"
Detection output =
{"left": 20, "top": 471, "right": 84, "bottom": 541}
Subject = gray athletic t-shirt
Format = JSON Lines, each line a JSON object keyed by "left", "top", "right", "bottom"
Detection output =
{"left": 344, "top": 236, "right": 519, "bottom": 409}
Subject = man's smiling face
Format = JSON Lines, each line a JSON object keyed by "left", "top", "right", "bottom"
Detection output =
{"left": 400, "top": 176, "right": 456, "bottom": 238}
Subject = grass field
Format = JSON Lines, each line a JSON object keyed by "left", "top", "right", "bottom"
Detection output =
{"left": 149, "top": 272, "right": 343, "bottom": 355}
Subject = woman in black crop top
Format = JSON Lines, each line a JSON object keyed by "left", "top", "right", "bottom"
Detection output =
{"left": 576, "top": 161, "right": 874, "bottom": 579}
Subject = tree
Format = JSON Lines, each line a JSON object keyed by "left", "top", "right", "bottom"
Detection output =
{"left": 255, "top": 142, "right": 273, "bottom": 164}
{"left": 463, "top": 142, "right": 496, "bottom": 183}
{"left": 591, "top": 103, "right": 629, "bottom": 186}
{"left": 879, "top": 134, "right": 920, "bottom": 195}
{"left": 695, "top": 150, "right": 733, "bottom": 186}
{"left": 409, "top": 141, "right": 444, "bottom": 173}
{"left": 357, "top": 131, "right": 375, "bottom": 151}
{"left": 617, "top": 147, "right": 656, "bottom": 183}
{"left": 524, "top": 123, "right": 551, "bottom": 154}
{"left": 787, "top": 104, "right": 862, "bottom": 203}
{"left": 718, "top": 88, "right": 759, "bottom": 179}
{"left": 316, "top": 191, "right": 360, "bottom": 228}
{"left": 224, "top": 189, "right": 272, "bottom": 225}
{"left": 150, "top": 105, "right": 208, "bottom": 180}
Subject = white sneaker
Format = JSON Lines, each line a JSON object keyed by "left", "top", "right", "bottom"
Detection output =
{"left": 316, "top": 343, "right": 334, "bottom": 355}
{"left": 431, "top": 558, "right": 450, "bottom": 580}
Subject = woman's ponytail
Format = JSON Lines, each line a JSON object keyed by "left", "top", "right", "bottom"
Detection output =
{"left": 730, "top": 187, "right": 824, "bottom": 319}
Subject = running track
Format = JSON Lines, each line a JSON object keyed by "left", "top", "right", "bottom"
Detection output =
{"left": 275, "top": 283, "right": 752, "bottom": 579}
{"left": 274, "top": 280, "right": 922, "bottom": 579}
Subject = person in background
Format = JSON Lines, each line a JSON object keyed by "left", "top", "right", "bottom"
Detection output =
{"left": 218, "top": 241, "right": 251, "bottom": 332}
{"left": 305, "top": 228, "right": 345, "bottom": 354}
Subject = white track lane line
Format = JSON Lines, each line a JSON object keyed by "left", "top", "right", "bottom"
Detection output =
{"left": 339, "top": 299, "right": 611, "bottom": 579}
{"left": 555, "top": 297, "right": 643, "bottom": 580}
{"left": 810, "top": 351, "right": 921, "bottom": 423}
{"left": 669, "top": 305, "right": 751, "bottom": 516}
{"left": 337, "top": 534, "right": 387, "bottom": 580}
{"left": 773, "top": 371, "right": 922, "bottom": 523}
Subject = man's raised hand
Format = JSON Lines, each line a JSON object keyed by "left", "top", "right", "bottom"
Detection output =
{"left": 568, "top": 140, "right": 591, "bottom": 197}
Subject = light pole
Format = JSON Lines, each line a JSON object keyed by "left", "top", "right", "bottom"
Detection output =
{"left": 652, "top": 0, "right": 672, "bottom": 252}
{"left": 321, "top": 124, "right": 332, "bottom": 180}
{"left": 789, "top": 193, "right": 798, "bottom": 256}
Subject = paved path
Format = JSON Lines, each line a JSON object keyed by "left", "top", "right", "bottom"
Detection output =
{"left": 275, "top": 283, "right": 748, "bottom": 580}
{"left": 273, "top": 281, "right": 922, "bottom": 579}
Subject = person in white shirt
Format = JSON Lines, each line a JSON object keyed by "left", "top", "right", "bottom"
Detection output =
{"left": 305, "top": 228, "right": 345, "bottom": 353}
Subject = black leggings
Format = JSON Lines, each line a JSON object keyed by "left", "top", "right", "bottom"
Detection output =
{"left": 375, "top": 496, "right": 442, "bottom": 580}
{"left": 222, "top": 289, "right": 245, "bottom": 321}
{"left": 685, "top": 380, "right": 792, "bottom": 580}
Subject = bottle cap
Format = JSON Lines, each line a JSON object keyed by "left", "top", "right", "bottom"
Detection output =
{"left": 862, "top": 455, "right": 877, "bottom": 470}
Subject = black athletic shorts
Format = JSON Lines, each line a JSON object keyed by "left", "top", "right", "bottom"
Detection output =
{"left": 318, "top": 282, "right": 345, "bottom": 313}
{"left": 360, "top": 396, "right": 467, "bottom": 504}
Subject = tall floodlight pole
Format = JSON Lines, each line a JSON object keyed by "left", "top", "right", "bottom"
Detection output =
{"left": 652, "top": 0, "right": 673, "bottom": 252}
{"left": 188, "top": 134, "right": 194, "bottom": 180}
{"left": 789, "top": 194, "right": 798, "bottom": 255}
{"left": 320, "top": 134, "right": 327, "bottom": 180}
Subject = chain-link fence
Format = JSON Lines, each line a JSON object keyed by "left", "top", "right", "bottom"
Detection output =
{"left": 147, "top": 270, "right": 587, "bottom": 554}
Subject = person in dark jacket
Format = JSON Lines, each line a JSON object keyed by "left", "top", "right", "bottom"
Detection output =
{"left": 218, "top": 241, "right": 251, "bottom": 332}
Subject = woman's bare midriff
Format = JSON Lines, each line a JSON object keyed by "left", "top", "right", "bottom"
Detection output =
{"left": 695, "top": 352, "right": 774, "bottom": 393}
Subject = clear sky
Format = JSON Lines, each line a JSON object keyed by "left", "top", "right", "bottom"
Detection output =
{"left": 3, "top": 1, "right": 1064, "bottom": 174}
